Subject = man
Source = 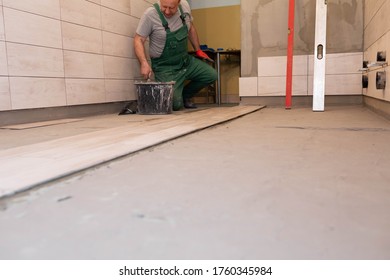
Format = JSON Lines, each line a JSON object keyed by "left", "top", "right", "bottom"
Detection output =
{"left": 134, "top": 0, "right": 217, "bottom": 110}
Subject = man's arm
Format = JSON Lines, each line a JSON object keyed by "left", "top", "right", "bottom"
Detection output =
{"left": 134, "top": 34, "right": 152, "bottom": 79}
{"left": 188, "top": 23, "right": 201, "bottom": 51}
{"left": 188, "top": 23, "right": 214, "bottom": 62}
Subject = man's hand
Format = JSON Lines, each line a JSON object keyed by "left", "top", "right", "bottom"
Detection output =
{"left": 195, "top": 50, "right": 214, "bottom": 63}
{"left": 140, "top": 62, "right": 152, "bottom": 80}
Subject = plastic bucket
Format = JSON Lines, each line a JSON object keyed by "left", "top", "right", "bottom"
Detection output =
{"left": 135, "top": 81, "right": 175, "bottom": 115}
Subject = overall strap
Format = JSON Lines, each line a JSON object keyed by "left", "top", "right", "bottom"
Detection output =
{"left": 153, "top": 3, "right": 186, "bottom": 32}
{"left": 178, "top": 5, "right": 186, "bottom": 25}
{"left": 153, "top": 3, "right": 170, "bottom": 32}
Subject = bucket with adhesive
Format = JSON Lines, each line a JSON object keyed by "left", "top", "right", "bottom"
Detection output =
{"left": 135, "top": 81, "right": 175, "bottom": 115}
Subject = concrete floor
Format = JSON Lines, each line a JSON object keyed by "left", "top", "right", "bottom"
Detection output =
{"left": 0, "top": 105, "right": 389, "bottom": 259}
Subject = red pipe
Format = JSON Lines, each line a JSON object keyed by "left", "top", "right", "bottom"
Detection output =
{"left": 285, "top": 0, "right": 295, "bottom": 109}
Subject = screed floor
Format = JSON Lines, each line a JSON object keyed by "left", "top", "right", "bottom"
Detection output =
{"left": 0, "top": 105, "right": 389, "bottom": 259}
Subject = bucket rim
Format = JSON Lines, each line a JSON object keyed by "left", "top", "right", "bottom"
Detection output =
{"left": 134, "top": 81, "right": 175, "bottom": 85}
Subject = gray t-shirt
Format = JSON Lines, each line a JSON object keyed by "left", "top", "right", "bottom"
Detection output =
{"left": 136, "top": 0, "right": 193, "bottom": 58}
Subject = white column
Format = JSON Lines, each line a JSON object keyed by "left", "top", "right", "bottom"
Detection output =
{"left": 312, "top": 0, "right": 328, "bottom": 111}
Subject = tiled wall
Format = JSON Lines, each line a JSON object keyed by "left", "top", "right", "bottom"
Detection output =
{"left": 364, "top": 0, "right": 390, "bottom": 102}
{"left": 240, "top": 53, "right": 362, "bottom": 97}
{"left": 0, "top": 0, "right": 153, "bottom": 112}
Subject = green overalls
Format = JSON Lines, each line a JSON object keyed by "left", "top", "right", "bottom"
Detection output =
{"left": 151, "top": 3, "right": 217, "bottom": 110}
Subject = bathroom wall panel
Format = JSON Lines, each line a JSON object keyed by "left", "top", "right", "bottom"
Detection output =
{"left": 4, "top": 8, "right": 62, "bottom": 48}
{"left": 9, "top": 77, "right": 66, "bottom": 109}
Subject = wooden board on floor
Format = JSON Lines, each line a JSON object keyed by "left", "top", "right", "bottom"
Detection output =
{"left": 0, "top": 106, "right": 264, "bottom": 198}
{"left": 0, "top": 118, "right": 84, "bottom": 130}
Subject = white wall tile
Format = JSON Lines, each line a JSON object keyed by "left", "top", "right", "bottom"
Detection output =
{"left": 130, "top": 0, "right": 152, "bottom": 18}
{"left": 258, "top": 77, "right": 282, "bottom": 96}
{"left": 258, "top": 76, "right": 307, "bottom": 96}
{"left": 103, "top": 56, "right": 137, "bottom": 79}
{"left": 308, "top": 52, "right": 363, "bottom": 75}
{"left": 1, "top": 0, "right": 150, "bottom": 112}
{"left": 258, "top": 55, "right": 308, "bottom": 77}
{"left": 289, "top": 75, "right": 308, "bottom": 96}
{"left": 4, "top": 8, "right": 62, "bottom": 48}
{"left": 326, "top": 53, "right": 363, "bottom": 74}
{"left": 102, "top": 32, "right": 133, "bottom": 58}
{"left": 364, "top": 0, "right": 386, "bottom": 28}
{"left": 62, "top": 22, "right": 103, "bottom": 54}
{"left": 308, "top": 74, "right": 362, "bottom": 96}
{"left": 101, "top": 7, "right": 138, "bottom": 36}
{"left": 324, "top": 74, "right": 362, "bottom": 95}
{"left": 65, "top": 78, "right": 105, "bottom": 105}
{"left": 364, "top": 31, "right": 389, "bottom": 66}
{"left": 105, "top": 79, "right": 135, "bottom": 102}
{"left": 0, "top": 6, "right": 5, "bottom": 40}
{"left": 292, "top": 55, "right": 308, "bottom": 76}
{"left": 131, "top": 58, "right": 141, "bottom": 79}
{"left": 364, "top": 70, "right": 390, "bottom": 102}
{"left": 101, "top": 0, "right": 131, "bottom": 15}
{"left": 364, "top": 1, "right": 389, "bottom": 49}
{"left": 0, "top": 77, "right": 11, "bottom": 110}
{"left": 308, "top": 75, "right": 313, "bottom": 96}
{"left": 0, "top": 41, "right": 7, "bottom": 75}
{"left": 363, "top": 0, "right": 390, "bottom": 101}
{"left": 9, "top": 77, "right": 66, "bottom": 109}
{"left": 3, "top": 0, "right": 61, "bottom": 19}
{"left": 64, "top": 51, "right": 104, "bottom": 78}
{"left": 7, "top": 43, "right": 64, "bottom": 77}
{"left": 308, "top": 55, "right": 314, "bottom": 75}
{"left": 385, "top": 73, "right": 390, "bottom": 102}
{"left": 239, "top": 77, "right": 257, "bottom": 96}
{"left": 87, "top": 0, "right": 100, "bottom": 5}
{"left": 60, "top": 0, "right": 101, "bottom": 29}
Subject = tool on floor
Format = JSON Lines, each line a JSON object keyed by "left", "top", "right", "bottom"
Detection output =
{"left": 118, "top": 101, "right": 138, "bottom": 115}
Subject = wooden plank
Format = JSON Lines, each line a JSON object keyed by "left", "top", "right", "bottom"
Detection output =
{"left": 0, "top": 118, "right": 84, "bottom": 130}
{"left": 0, "top": 106, "right": 263, "bottom": 198}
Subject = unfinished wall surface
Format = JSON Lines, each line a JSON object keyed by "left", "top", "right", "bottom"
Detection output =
{"left": 0, "top": 0, "right": 153, "bottom": 112}
{"left": 241, "top": 0, "right": 363, "bottom": 77}
{"left": 240, "top": 0, "right": 364, "bottom": 99}
{"left": 363, "top": 0, "right": 390, "bottom": 104}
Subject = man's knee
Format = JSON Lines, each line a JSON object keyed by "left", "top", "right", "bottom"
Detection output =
{"left": 210, "top": 68, "right": 218, "bottom": 82}
{"left": 201, "top": 63, "right": 217, "bottom": 83}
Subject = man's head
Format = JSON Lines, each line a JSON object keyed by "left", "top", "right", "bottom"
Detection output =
{"left": 160, "top": 0, "right": 181, "bottom": 18}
